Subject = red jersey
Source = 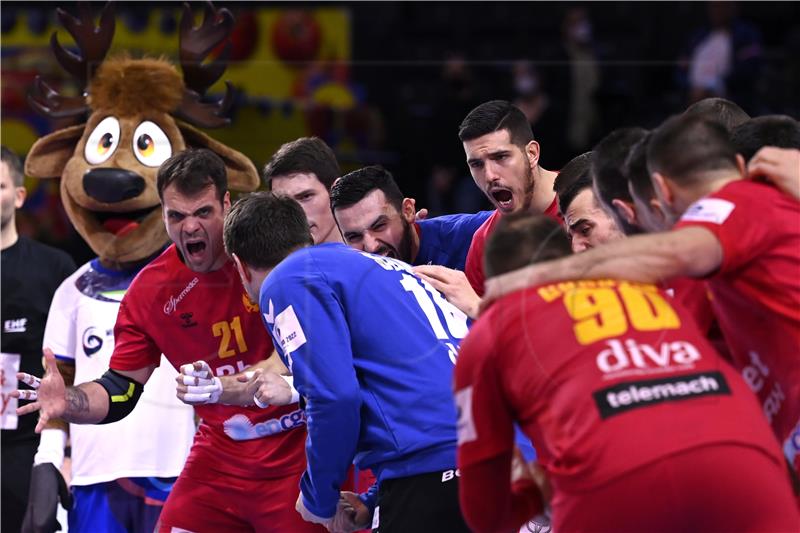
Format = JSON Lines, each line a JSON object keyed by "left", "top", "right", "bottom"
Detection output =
{"left": 675, "top": 180, "right": 800, "bottom": 460}
{"left": 455, "top": 279, "right": 782, "bottom": 492}
{"left": 465, "top": 198, "right": 560, "bottom": 296}
{"left": 111, "top": 245, "right": 306, "bottom": 479}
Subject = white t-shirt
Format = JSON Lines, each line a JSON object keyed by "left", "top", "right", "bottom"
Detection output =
{"left": 43, "top": 260, "right": 195, "bottom": 485}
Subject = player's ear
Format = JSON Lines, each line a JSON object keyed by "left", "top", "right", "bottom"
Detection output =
{"left": 401, "top": 197, "right": 416, "bottom": 223}
{"left": 525, "top": 140, "right": 541, "bottom": 168}
{"left": 735, "top": 153, "right": 746, "bottom": 177}
{"left": 611, "top": 198, "right": 636, "bottom": 226}
{"left": 231, "top": 253, "right": 251, "bottom": 282}
{"left": 14, "top": 185, "right": 26, "bottom": 209}
{"left": 651, "top": 172, "right": 674, "bottom": 207}
{"left": 649, "top": 198, "right": 668, "bottom": 227}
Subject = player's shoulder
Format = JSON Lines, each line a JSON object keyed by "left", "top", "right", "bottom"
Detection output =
{"left": 475, "top": 209, "right": 500, "bottom": 236}
{"left": 421, "top": 210, "right": 493, "bottom": 233}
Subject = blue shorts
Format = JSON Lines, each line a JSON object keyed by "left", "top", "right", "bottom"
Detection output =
{"left": 69, "top": 477, "right": 175, "bottom": 533}
{"left": 515, "top": 425, "right": 538, "bottom": 462}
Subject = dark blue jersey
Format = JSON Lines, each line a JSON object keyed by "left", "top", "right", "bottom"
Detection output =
{"left": 414, "top": 211, "right": 492, "bottom": 270}
{"left": 260, "top": 243, "right": 468, "bottom": 517}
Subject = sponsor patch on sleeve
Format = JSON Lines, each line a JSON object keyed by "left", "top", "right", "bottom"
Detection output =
{"left": 274, "top": 305, "right": 307, "bottom": 355}
{"left": 680, "top": 198, "right": 736, "bottom": 225}
{"left": 455, "top": 386, "right": 477, "bottom": 444}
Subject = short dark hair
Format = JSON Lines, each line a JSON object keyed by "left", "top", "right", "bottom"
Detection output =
{"left": 624, "top": 132, "right": 654, "bottom": 202}
{"left": 458, "top": 100, "right": 534, "bottom": 148}
{"left": 223, "top": 192, "right": 313, "bottom": 270}
{"left": 263, "top": 137, "right": 341, "bottom": 191}
{"left": 553, "top": 151, "right": 593, "bottom": 215}
{"left": 647, "top": 114, "right": 738, "bottom": 185}
{"left": 591, "top": 127, "right": 648, "bottom": 234}
{"left": 329, "top": 166, "right": 404, "bottom": 212}
{"left": 683, "top": 97, "right": 750, "bottom": 132}
{"left": 484, "top": 213, "right": 571, "bottom": 278}
{"left": 157, "top": 148, "right": 227, "bottom": 202}
{"left": 730, "top": 115, "right": 800, "bottom": 161}
{"left": 1, "top": 146, "right": 24, "bottom": 187}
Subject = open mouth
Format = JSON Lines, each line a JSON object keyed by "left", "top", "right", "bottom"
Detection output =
{"left": 92, "top": 206, "right": 159, "bottom": 237}
{"left": 185, "top": 240, "right": 207, "bottom": 259}
{"left": 490, "top": 188, "right": 514, "bottom": 210}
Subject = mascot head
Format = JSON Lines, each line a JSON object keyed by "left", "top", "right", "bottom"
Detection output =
{"left": 24, "top": 2, "right": 259, "bottom": 266}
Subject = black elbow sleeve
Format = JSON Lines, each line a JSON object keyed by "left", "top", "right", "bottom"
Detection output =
{"left": 93, "top": 369, "right": 144, "bottom": 424}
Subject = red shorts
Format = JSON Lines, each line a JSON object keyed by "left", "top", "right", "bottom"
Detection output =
{"left": 157, "top": 458, "right": 326, "bottom": 533}
{"left": 552, "top": 444, "right": 799, "bottom": 532}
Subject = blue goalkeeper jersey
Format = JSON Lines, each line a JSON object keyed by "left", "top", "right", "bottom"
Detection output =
{"left": 260, "top": 242, "right": 468, "bottom": 518}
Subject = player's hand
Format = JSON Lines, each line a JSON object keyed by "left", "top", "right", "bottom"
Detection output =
{"left": 415, "top": 208, "right": 429, "bottom": 221}
{"left": 296, "top": 493, "right": 333, "bottom": 529}
{"left": 236, "top": 369, "right": 294, "bottom": 408}
{"left": 413, "top": 265, "right": 480, "bottom": 319}
{"left": 176, "top": 361, "right": 222, "bottom": 405}
{"left": 329, "top": 491, "right": 371, "bottom": 533}
{"left": 747, "top": 147, "right": 800, "bottom": 201}
{"left": 13, "top": 349, "right": 67, "bottom": 433}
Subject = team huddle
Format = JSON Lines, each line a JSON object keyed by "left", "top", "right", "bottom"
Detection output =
{"left": 10, "top": 96, "right": 800, "bottom": 533}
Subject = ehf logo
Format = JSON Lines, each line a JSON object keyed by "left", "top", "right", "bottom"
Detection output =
{"left": 82, "top": 327, "right": 111, "bottom": 357}
{"left": 3, "top": 318, "right": 27, "bottom": 333}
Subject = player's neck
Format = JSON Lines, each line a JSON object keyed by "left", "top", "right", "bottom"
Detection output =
{"left": 0, "top": 220, "right": 19, "bottom": 251}
{"left": 322, "top": 225, "right": 345, "bottom": 244}
{"left": 531, "top": 167, "right": 558, "bottom": 213}
{"left": 409, "top": 223, "right": 421, "bottom": 264}
{"left": 682, "top": 171, "right": 741, "bottom": 207}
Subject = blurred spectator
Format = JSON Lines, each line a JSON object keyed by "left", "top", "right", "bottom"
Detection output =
{"left": 538, "top": 7, "right": 605, "bottom": 168}
{"left": 683, "top": 2, "right": 763, "bottom": 111}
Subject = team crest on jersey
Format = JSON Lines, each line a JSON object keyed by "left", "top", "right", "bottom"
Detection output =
{"left": 242, "top": 293, "right": 259, "bottom": 313}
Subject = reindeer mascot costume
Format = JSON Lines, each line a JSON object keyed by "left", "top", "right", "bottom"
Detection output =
{"left": 21, "top": 4, "right": 260, "bottom": 532}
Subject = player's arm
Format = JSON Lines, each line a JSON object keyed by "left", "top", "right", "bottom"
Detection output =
{"left": 455, "top": 326, "right": 545, "bottom": 532}
{"left": 15, "top": 349, "right": 155, "bottom": 432}
{"left": 483, "top": 226, "right": 723, "bottom": 306}
{"left": 268, "top": 273, "right": 361, "bottom": 524}
{"left": 460, "top": 450, "right": 545, "bottom": 533}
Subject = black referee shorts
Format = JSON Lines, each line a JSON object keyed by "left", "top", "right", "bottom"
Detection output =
{"left": 373, "top": 469, "right": 470, "bottom": 533}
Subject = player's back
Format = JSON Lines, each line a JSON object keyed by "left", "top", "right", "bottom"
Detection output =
{"left": 263, "top": 243, "right": 467, "bottom": 481}
{"left": 462, "top": 279, "right": 783, "bottom": 491}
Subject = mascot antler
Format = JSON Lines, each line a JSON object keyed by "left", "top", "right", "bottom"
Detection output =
{"left": 175, "top": 2, "right": 237, "bottom": 128}
{"left": 24, "top": 1, "right": 260, "bottom": 266}
{"left": 28, "top": 2, "right": 115, "bottom": 120}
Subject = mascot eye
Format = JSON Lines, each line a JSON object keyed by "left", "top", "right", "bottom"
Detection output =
{"left": 132, "top": 121, "right": 172, "bottom": 167}
{"left": 84, "top": 116, "right": 121, "bottom": 165}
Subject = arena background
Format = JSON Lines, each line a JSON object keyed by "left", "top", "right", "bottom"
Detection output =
{"left": 2, "top": 1, "right": 798, "bottom": 265}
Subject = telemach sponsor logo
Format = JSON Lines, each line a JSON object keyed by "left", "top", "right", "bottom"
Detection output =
{"left": 593, "top": 371, "right": 731, "bottom": 419}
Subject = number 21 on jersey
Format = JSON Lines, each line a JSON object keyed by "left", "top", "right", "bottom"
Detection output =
{"left": 212, "top": 316, "right": 248, "bottom": 358}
